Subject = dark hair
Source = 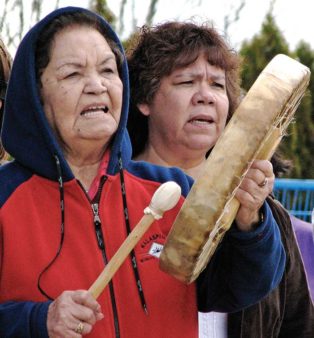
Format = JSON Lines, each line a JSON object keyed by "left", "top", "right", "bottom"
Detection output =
{"left": 127, "top": 21, "right": 241, "bottom": 157}
{"left": 270, "top": 151, "right": 292, "bottom": 177}
{"left": 0, "top": 37, "right": 12, "bottom": 162}
{"left": 35, "top": 11, "right": 123, "bottom": 85}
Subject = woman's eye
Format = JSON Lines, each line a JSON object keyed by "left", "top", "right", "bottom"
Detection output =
{"left": 213, "top": 82, "right": 225, "bottom": 89}
{"left": 65, "top": 72, "right": 79, "bottom": 79}
{"left": 178, "top": 80, "right": 193, "bottom": 85}
{"left": 102, "top": 67, "right": 115, "bottom": 74}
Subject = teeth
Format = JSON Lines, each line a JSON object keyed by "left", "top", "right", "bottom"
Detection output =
{"left": 83, "top": 111, "right": 102, "bottom": 117}
{"left": 81, "top": 106, "right": 108, "bottom": 115}
{"left": 190, "top": 119, "right": 212, "bottom": 125}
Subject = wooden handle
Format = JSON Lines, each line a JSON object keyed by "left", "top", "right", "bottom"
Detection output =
{"left": 89, "top": 181, "right": 181, "bottom": 299}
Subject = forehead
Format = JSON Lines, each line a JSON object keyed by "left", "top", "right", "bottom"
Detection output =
{"left": 171, "top": 54, "right": 225, "bottom": 76}
{"left": 50, "top": 25, "right": 112, "bottom": 59}
{"left": 167, "top": 46, "right": 230, "bottom": 75}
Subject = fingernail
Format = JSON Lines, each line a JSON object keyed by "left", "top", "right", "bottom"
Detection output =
{"left": 97, "top": 312, "right": 105, "bottom": 320}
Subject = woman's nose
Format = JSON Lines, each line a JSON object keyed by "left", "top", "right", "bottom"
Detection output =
{"left": 84, "top": 75, "right": 107, "bottom": 95}
{"left": 192, "top": 83, "right": 216, "bottom": 105}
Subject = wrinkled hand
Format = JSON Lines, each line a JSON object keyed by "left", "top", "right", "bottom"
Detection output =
{"left": 47, "top": 290, "right": 104, "bottom": 338}
{"left": 235, "top": 160, "right": 274, "bottom": 232}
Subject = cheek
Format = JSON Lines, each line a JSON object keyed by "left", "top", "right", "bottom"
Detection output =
{"left": 112, "top": 86, "right": 123, "bottom": 111}
{"left": 43, "top": 93, "right": 73, "bottom": 133}
{"left": 42, "top": 96, "right": 54, "bottom": 126}
{"left": 160, "top": 95, "right": 184, "bottom": 123}
{"left": 116, "top": 91, "right": 123, "bottom": 111}
{"left": 41, "top": 81, "right": 61, "bottom": 113}
{"left": 43, "top": 94, "right": 59, "bottom": 117}
{"left": 218, "top": 98, "right": 229, "bottom": 125}
{"left": 164, "top": 90, "right": 182, "bottom": 108}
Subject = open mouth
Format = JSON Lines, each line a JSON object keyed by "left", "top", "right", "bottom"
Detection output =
{"left": 188, "top": 117, "right": 214, "bottom": 125}
{"left": 80, "top": 106, "right": 109, "bottom": 116}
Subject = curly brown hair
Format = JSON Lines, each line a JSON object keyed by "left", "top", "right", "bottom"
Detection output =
{"left": 127, "top": 21, "right": 242, "bottom": 157}
{"left": 0, "top": 37, "right": 12, "bottom": 163}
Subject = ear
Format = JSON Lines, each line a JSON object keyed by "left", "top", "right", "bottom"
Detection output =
{"left": 137, "top": 103, "right": 150, "bottom": 116}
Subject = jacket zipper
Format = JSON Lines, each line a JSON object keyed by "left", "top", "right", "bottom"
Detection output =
{"left": 83, "top": 176, "right": 121, "bottom": 338}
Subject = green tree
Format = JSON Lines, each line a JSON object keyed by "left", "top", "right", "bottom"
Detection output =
{"left": 240, "top": 13, "right": 290, "bottom": 89}
{"left": 89, "top": 0, "right": 116, "bottom": 27}
{"left": 292, "top": 41, "right": 314, "bottom": 178}
{"left": 239, "top": 12, "right": 313, "bottom": 178}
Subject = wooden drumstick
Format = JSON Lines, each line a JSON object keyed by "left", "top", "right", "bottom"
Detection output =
{"left": 89, "top": 181, "right": 182, "bottom": 299}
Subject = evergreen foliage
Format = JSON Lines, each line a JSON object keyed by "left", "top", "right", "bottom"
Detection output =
{"left": 239, "top": 13, "right": 314, "bottom": 178}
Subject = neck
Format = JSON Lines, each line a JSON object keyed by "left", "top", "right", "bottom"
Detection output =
{"left": 65, "top": 146, "right": 105, "bottom": 190}
{"left": 184, "top": 162, "right": 206, "bottom": 179}
{"left": 135, "top": 144, "right": 206, "bottom": 180}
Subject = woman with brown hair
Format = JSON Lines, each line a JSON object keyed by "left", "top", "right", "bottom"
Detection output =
{"left": 0, "top": 37, "right": 12, "bottom": 164}
{"left": 127, "top": 21, "right": 314, "bottom": 337}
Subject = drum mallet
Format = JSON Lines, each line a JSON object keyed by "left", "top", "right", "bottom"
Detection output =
{"left": 89, "top": 181, "right": 182, "bottom": 299}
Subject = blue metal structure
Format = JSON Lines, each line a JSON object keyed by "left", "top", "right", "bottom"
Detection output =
{"left": 273, "top": 179, "right": 314, "bottom": 222}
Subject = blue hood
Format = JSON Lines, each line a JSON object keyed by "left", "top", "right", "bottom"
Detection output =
{"left": 1, "top": 6, "right": 131, "bottom": 181}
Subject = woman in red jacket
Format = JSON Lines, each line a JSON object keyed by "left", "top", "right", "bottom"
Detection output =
{"left": 0, "top": 8, "right": 286, "bottom": 338}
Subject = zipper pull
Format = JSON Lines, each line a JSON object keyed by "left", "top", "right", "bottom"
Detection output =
{"left": 92, "top": 203, "right": 105, "bottom": 250}
{"left": 92, "top": 203, "right": 101, "bottom": 223}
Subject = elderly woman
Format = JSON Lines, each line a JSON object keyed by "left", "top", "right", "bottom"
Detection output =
{"left": 127, "top": 22, "right": 314, "bottom": 337}
{"left": 0, "top": 7, "right": 286, "bottom": 338}
{"left": 0, "top": 37, "right": 12, "bottom": 164}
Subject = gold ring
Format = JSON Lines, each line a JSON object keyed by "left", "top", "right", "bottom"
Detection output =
{"left": 258, "top": 177, "right": 268, "bottom": 187}
{"left": 75, "top": 322, "right": 84, "bottom": 334}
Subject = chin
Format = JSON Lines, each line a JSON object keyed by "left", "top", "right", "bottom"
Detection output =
{"left": 79, "top": 131, "right": 113, "bottom": 143}
{"left": 188, "top": 138, "right": 215, "bottom": 152}
{"left": 92, "top": 126, "right": 117, "bottom": 138}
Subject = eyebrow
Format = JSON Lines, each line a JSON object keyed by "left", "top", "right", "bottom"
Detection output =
{"left": 173, "top": 72, "right": 226, "bottom": 81}
{"left": 56, "top": 54, "right": 116, "bottom": 71}
{"left": 99, "top": 54, "right": 116, "bottom": 64}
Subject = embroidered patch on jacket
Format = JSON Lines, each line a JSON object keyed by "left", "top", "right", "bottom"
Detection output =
{"left": 148, "top": 242, "right": 164, "bottom": 258}
{"left": 139, "top": 233, "right": 166, "bottom": 262}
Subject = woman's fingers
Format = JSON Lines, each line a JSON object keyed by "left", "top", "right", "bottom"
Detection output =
{"left": 47, "top": 290, "right": 104, "bottom": 337}
{"left": 235, "top": 160, "right": 274, "bottom": 230}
